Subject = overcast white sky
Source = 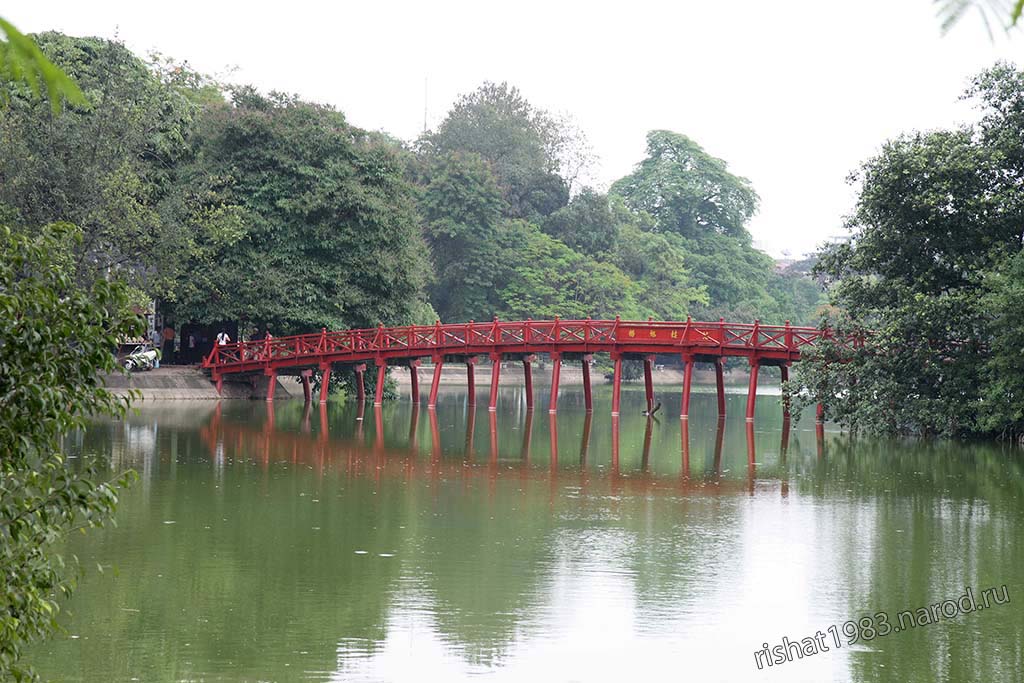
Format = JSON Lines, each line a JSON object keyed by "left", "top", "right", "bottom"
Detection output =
{"left": 13, "top": 1, "right": 1023, "bottom": 256}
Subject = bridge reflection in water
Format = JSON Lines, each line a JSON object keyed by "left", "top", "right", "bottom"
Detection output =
{"left": 200, "top": 399, "right": 822, "bottom": 500}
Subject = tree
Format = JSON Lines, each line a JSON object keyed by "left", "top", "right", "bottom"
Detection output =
{"left": 421, "top": 82, "right": 583, "bottom": 221}
{"left": 0, "top": 18, "right": 84, "bottom": 111}
{"left": 417, "top": 151, "right": 510, "bottom": 322}
{"left": 497, "top": 221, "right": 643, "bottom": 320}
{"left": 542, "top": 188, "right": 619, "bottom": 257}
{"left": 793, "top": 63, "right": 1024, "bottom": 438}
{"left": 0, "top": 33, "right": 213, "bottom": 304}
{"left": 0, "top": 224, "right": 139, "bottom": 680}
{"left": 610, "top": 130, "right": 820, "bottom": 323}
{"left": 610, "top": 130, "right": 758, "bottom": 242}
{"left": 169, "top": 88, "right": 431, "bottom": 333}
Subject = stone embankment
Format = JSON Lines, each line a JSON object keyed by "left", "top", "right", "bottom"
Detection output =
{"left": 103, "top": 366, "right": 301, "bottom": 400}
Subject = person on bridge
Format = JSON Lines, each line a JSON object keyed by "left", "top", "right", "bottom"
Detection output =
{"left": 216, "top": 330, "right": 230, "bottom": 345}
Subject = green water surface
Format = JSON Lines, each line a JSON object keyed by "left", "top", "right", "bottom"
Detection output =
{"left": 30, "top": 383, "right": 1024, "bottom": 682}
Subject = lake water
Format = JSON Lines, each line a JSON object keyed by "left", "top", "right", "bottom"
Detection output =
{"left": 32, "top": 384, "right": 1024, "bottom": 682}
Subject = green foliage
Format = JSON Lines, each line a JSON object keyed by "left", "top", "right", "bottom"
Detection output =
{"left": 0, "top": 33, "right": 213, "bottom": 301}
{"left": 794, "top": 63, "right": 1024, "bottom": 438}
{"left": 0, "top": 224, "right": 140, "bottom": 680}
{"left": 170, "top": 88, "right": 430, "bottom": 333}
{"left": 497, "top": 221, "right": 642, "bottom": 320}
{"left": 611, "top": 130, "right": 820, "bottom": 324}
{"left": 541, "top": 188, "right": 618, "bottom": 257}
{"left": 611, "top": 130, "right": 758, "bottom": 241}
{"left": 418, "top": 151, "right": 509, "bottom": 322}
{"left": 935, "top": 0, "right": 1024, "bottom": 35}
{"left": 0, "top": 18, "right": 85, "bottom": 112}
{"left": 421, "top": 81, "right": 576, "bottom": 221}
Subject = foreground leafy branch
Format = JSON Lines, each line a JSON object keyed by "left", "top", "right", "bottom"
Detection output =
{"left": 0, "top": 224, "right": 141, "bottom": 680}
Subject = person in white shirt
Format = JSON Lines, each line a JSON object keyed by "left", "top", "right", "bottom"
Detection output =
{"left": 216, "top": 331, "right": 230, "bottom": 345}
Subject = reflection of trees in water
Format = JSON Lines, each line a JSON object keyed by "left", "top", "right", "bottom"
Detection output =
{"left": 52, "top": 399, "right": 1024, "bottom": 682}
{"left": 795, "top": 439, "right": 1024, "bottom": 683}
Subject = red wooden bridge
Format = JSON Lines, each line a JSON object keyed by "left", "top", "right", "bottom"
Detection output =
{"left": 203, "top": 317, "right": 854, "bottom": 420}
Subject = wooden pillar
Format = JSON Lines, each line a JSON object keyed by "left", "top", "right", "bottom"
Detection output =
{"left": 319, "top": 363, "right": 331, "bottom": 404}
{"left": 581, "top": 353, "right": 593, "bottom": 412}
{"left": 428, "top": 356, "right": 443, "bottom": 409}
{"left": 816, "top": 401, "right": 825, "bottom": 424}
{"left": 354, "top": 363, "right": 366, "bottom": 403}
{"left": 409, "top": 359, "right": 420, "bottom": 404}
{"left": 715, "top": 359, "right": 726, "bottom": 417}
{"left": 466, "top": 356, "right": 477, "bottom": 404}
{"left": 488, "top": 353, "right": 501, "bottom": 412}
{"left": 780, "top": 364, "right": 791, "bottom": 419}
{"left": 745, "top": 358, "right": 760, "bottom": 422}
{"left": 611, "top": 353, "right": 623, "bottom": 416}
{"left": 265, "top": 368, "right": 277, "bottom": 402}
{"left": 301, "top": 369, "right": 312, "bottom": 404}
{"left": 643, "top": 354, "right": 655, "bottom": 413}
{"left": 523, "top": 354, "right": 535, "bottom": 410}
{"left": 548, "top": 352, "right": 561, "bottom": 414}
{"left": 680, "top": 353, "right": 694, "bottom": 420}
{"left": 373, "top": 361, "right": 386, "bottom": 406}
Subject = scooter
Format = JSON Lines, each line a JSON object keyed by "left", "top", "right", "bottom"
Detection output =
{"left": 124, "top": 344, "right": 161, "bottom": 371}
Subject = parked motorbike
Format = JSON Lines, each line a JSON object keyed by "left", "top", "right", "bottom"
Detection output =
{"left": 124, "top": 344, "right": 161, "bottom": 371}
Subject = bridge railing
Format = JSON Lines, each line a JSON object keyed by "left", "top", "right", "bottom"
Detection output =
{"left": 203, "top": 318, "right": 847, "bottom": 371}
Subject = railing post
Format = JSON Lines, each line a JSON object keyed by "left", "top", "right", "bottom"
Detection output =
{"left": 752, "top": 319, "right": 760, "bottom": 348}
{"left": 525, "top": 317, "right": 532, "bottom": 344}
{"left": 584, "top": 317, "right": 591, "bottom": 343}
{"left": 613, "top": 315, "right": 621, "bottom": 341}
{"left": 553, "top": 315, "right": 560, "bottom": 345}
{"left": 319, "top": 327, "right": 327, "bottom": 353}
{"left": 784, "top": 320, "right": 793, "bottom": 351}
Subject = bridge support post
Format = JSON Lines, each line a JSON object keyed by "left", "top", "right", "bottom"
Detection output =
{"left": 265, "top": 368, "right": 277, "bottom": 402}
{"left": 488, "top": 353, "right": 501, "bottom": 412}
{"left": 466, "top": 356, "right": 477, "bottom": 405}
{"left": 715, "top": 359, "right": 726, "bottom": 417}
{"left": 548, "top": 352, "right": 561, "bottom": 414}
{"left": 319, "top": 363, "right": 331, "bottom": 404}
{"left": 582, "top": 354, "right": 593, "bottom": 412}
{"left": 354, "top": 363, "right": 367, "bottom": 403}
{"left": 611, "top": 353, "right": 622, "bottom": 417}
{"left": 301, "top": 369, "right": 312, "bottom": 404}
{"left": 680, "top": 353, "right": 694, "bottom": 420}
{"left": 746, "top": 359, "right": 760, "bottom": 422}
{"left": 409, "top": 359, "right": 420, "bottom": 403}
{"left": 523, "top": 355, "right": 535, "bottom": 410}
{"left": 643, "top": 355, "right": 655, "bottom": 414}
{"left": 816, "top": 401, "right": 824, "bottom": 424}
{"left": 780, "top": 364, "right": 790, "bottom": 419}
{"left": 428, "top": 356, "right": 443, "bottom": 409}
{"left": 373, "top": 361, "right": 386, "bottom": 406}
